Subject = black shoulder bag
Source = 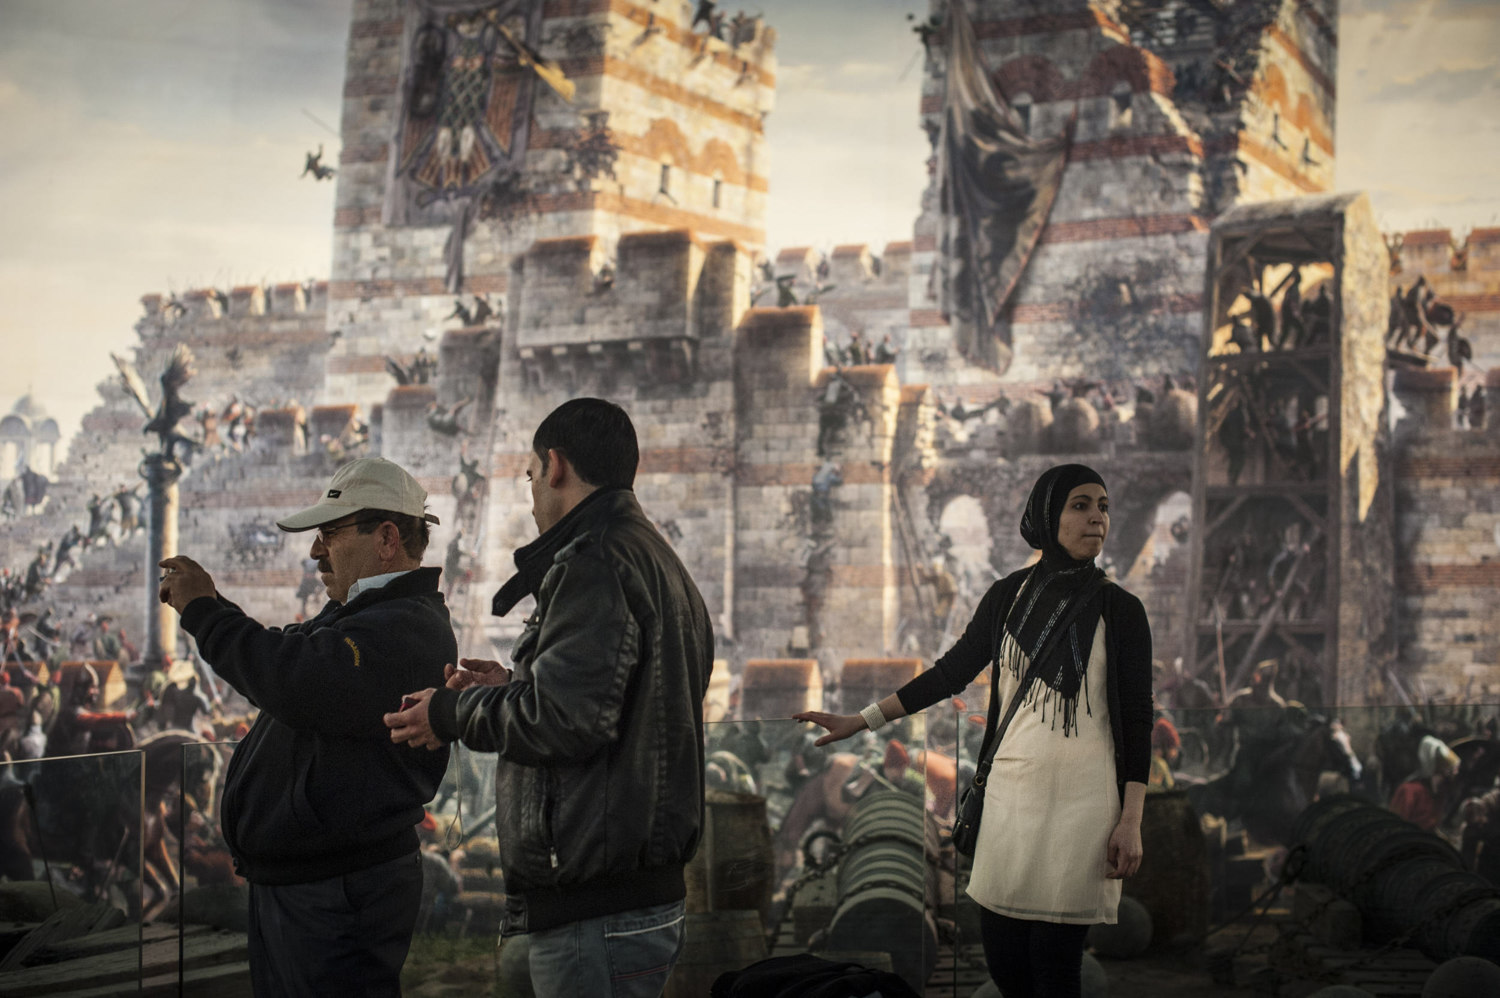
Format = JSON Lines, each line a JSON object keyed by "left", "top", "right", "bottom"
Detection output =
{"left": 951, "top": 574, "right": 1108, "bottom": 857}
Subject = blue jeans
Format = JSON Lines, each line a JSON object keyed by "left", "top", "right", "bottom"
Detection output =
{"left": 527, "top": 899, "right": 687, "bottom": 998}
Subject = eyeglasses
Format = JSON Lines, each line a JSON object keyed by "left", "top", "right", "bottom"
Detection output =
{"left": 315, "top": 517, "right": 384, "bottom": 545}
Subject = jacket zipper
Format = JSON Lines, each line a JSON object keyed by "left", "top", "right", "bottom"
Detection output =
{"left": 543, "top": 771, "right": 559, "bottom": 870}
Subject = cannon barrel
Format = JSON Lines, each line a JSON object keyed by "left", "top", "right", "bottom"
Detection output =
{"left": 822, "top": 791, "right": 937, "bottom": 992}
{"left": 1291, "top": 796, "right": 1500, "bottom": 963}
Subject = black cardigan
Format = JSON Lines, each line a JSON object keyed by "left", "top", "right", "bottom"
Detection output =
{"left": 896, "top": 567, "right": 1154, "bottom": 787}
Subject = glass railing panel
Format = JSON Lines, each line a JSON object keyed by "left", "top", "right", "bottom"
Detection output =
{"left": 683, "top": 717, "right": 932, "bottom": 995}
{"left": 143, "top": 698, "right": 1498, "bottom": 996}
{"left": 403, "top": 742, "right": 504, "bottom": 994}
{"left": 1136, "top": 701, "right": 1500, "bottom": 971}
{"left": 0, "top": 749, "right": 144, "bottom": 996}
{"left": 920, "top": 698, "right": 970, "bottom": 995}
{"left": 172, "top": 739, "right": 509, "bottom": 995}
{"left": 174, "top": 739, "right": 246, "bottom": 995}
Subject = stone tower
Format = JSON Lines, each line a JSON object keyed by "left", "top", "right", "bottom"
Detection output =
{"left": 324, "top": 0, "right": 775, "bottom": 409}
{"left": 320, "top": 1, "right": 777, "bottom": 658}
{"left": 900, "top": 0, "right": 1337, "bottom": 394}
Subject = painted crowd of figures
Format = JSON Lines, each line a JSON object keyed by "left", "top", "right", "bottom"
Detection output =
{"left": 702, "top": 678, "right": 1500, "bottom": 914}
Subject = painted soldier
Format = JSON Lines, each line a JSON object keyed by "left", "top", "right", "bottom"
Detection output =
{"left": 45, "top": 665, "right": 132, "bottom": 757}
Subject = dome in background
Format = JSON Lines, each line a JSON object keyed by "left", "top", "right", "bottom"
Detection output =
{"left": 9, "top": 393, "right": 49, "bottom": 424}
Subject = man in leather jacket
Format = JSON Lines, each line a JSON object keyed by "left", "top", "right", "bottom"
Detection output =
{"left": 388, "top": 398, "right": 714, "bottom": 998}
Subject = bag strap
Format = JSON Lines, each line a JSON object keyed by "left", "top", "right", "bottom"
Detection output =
{"left": 967, "top": 574, "right": 1109, "bottom": 790}
{"left": 969, "top": 659, "right": 1039, "bottom": 789}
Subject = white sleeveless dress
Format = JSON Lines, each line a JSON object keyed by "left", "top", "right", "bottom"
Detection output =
{"left": 965, "top": 617, "right": 1122, "bottom": 924}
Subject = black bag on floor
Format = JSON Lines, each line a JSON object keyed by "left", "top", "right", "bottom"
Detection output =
{"left": 711, "top": 953, "right": 920, "bottom": 998}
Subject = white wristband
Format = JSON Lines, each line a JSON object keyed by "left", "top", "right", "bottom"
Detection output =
{"left": 860, "top": 702, "right": 888, "bottom": 732}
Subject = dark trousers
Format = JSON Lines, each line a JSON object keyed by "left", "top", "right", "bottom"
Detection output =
{"left": 979, "top": 908, "right": 1091, "bottom": 998}
{"left": 247, "top": 852, "right": 422, "bottom": 998}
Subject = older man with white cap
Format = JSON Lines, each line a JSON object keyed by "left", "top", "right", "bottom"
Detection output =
{"left": 159, "top": 456, "right": 455, "bottom": 998}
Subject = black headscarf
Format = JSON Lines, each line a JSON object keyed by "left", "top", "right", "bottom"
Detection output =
{"left": 998, "top": 464, "right": 1108, "bottom": 735}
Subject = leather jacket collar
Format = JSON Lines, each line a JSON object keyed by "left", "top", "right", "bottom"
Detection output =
{"left": 491, "top": 488, "right": 635, "bottom": 616}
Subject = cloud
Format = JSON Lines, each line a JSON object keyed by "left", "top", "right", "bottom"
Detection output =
{"left": 0, "top": 40, "right": 338, "bottom": 459}
{"left": 0, "top": 65, "right": 336, "bottom": 270}
{"left": 764, "top": 66, "right": 926, "bottom": 251}
{"left": 775, "top": 63, "right": 822, "bottom": 91}
{"left": 1337, "top": 0, "right": 1500, "bottom": 235}
{"left": 747, "top": 0, "right": 930, "bottom": 253}
{"left": 764, "top": 122, "right": 928, "bottom": 252}
{"left": 1343, "top": 0, "right": 1500, "bottom": 29}
{"left": 1363, "top": 64, "right": 1500, "bottom": 103}
{"left": 0, "top": 0, "right": 351, "bottom": 138}
{"left": 0, "top": 0, "right": 351, "bottom": 51}
{"left": 1368, "top": 194, "right": 1500, "bottom": 235}
{"left": 757, "top": 0, "right": 925, "bottom": 66}
{"left": 1341, "top": 0, "right": 1500, "bottom": 73}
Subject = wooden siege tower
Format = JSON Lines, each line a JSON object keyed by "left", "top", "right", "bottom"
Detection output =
{"left": 1185, "top": 193, "right": 1394, "bottom": 708}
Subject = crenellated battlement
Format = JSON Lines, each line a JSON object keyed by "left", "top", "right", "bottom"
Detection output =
{"left": 250, "top": 406, "right": 308, "bottom": 460}
{"left": 600, "top": 2, "right": 777, "bottom": 80}
{"left": 1387, "top": 226, "right": 1500, "bottom": 386}
{"left": 1390, "top": 227, "right": 1500, "bottom": 275}
{"left": 515, "top": 228, "right": 751, "bottom": 367}
{"left": 739, "top": 659, "right": 821, "bottom": 719}
{"left": 733, "top": 306, "right": 824, "bottom": 391}
{"left": 1395, "top": 228, "right": 1466, "bottom": 274}
{"left": 139, "top": 281, "right": 329, "bottom": 323}
{"left": 767, "top": 242, "right": 910, "bottom": 293}
{"left": 309, "top": 404, "right": 360, "bottom": 449}
{"left": 829, "top": 245, "right": 877, "bottom": 285}
{"left": 773, "top": 246, "right": 819, "bottom": 284}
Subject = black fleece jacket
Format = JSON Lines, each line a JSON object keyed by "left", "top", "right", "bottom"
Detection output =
{"left": 896, "top": 568, "right": 1154, "bottom": 789}
{"left": 180, "top": 566, "right": 454, "bottom": 884}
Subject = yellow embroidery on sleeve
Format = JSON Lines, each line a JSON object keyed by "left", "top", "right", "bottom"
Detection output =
{"left": 343, "top": 636, "right": 362, "bottom": 668}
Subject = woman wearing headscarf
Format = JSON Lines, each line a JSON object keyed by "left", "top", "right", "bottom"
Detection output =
{"left": 1389, "top": 733, "right": 1460, "bottom": 832}
{"left": 795, "top": 464, "right": 1154, "bottom": 998}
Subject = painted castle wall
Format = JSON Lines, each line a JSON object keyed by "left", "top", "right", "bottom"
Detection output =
{"left": 1390, "top": 227, "right": 1500, "bottom": 386}
{"left": 28, "top": 285, "right": 337, "bottom": 649}
{"left": 1390, "top": 368, "right": 1500, "bottom": 700}
{"left": 7, "top": 0, "right": 1500, "bottom": 711}
{"left": 324, "top": 0, "right": 774, "bottom": 411}
{"left": 892, "top": 0, "right": 1335, "bottom": 398}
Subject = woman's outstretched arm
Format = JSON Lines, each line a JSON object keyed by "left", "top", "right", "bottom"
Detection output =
{"left": 794, "top": 693, "right": 907, "bottom": 747}
{"left": 791, "top": 574, "right": 1021, "bottom": 745}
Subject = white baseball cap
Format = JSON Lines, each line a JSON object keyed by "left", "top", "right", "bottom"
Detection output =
{"left": 277, "top": 457, "right": 440, "bottom": 531}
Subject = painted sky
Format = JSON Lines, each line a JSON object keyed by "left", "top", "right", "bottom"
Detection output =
{"left": 1, "top": 0, "right": 1497, "bottom": 456}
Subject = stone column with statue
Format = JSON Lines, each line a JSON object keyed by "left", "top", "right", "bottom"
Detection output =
{"left": 110, "top": 344, "right": 198, "bottom": 698}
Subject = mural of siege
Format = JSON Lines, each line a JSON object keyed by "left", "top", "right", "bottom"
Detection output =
{"left": 1, "top": 0, "right": 1499, "bottom": 995}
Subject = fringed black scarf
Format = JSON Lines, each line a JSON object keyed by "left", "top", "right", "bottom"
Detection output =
{"left": 996, "top": 464, "right": 1108, "bottom": 735}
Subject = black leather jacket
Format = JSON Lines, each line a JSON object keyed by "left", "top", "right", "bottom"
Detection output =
{"left": 427, "top": 489, "right": 715, "bottom": 933}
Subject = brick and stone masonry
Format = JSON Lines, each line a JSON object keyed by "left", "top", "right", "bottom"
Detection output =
{"left": 9, "top": 0, "right": 1500, "bottom": 712}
